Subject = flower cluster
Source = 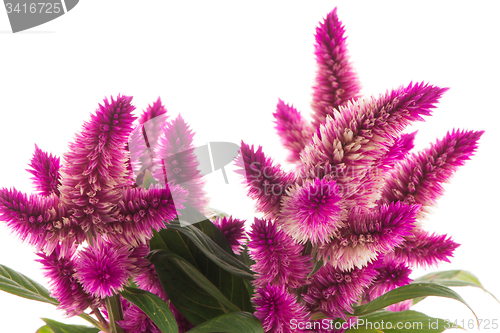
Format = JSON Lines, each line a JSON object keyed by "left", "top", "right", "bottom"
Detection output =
{"left": 237, "top": 7, "right": 483, "bottom": 332}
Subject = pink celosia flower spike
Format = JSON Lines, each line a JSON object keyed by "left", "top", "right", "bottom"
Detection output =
{"left": 301, "top": 82, "right": 448, "bottom": 209}
{"left": 27, "top": 144, "right": 61, "bottom": 197}
{"left": 273, "top": 99, "right": 313, "bottom": 163}
{"left": 303, "top": 264, "right": 377, "bottom": 320}
{"left": 378, "top": 129, "right": 484, "bottom": 216}
{"left": 311, "top": 7, "right": 362, "bottom": 128}
{"left": 214, "top": 216, "right": 246, "bottom": 255}
{"left": 235, "top": 142, "right": 295, "bottom": 219}
{"left": 58, "top": 95, "right": 137, "bottom": 235}
{"left": 316, "top": 202, "right": 419, "bottom": 270}
{"left": 254, "top": 284, "right": 309, "bottom": 333}
{"left": 280, "top": 178, "right": 347, "bottom": 245}
{"left": 152, "top": 114, "right": 208, "bottom": 214}
{"left": 248, "top": 218, "right": 311, "bottom": 289}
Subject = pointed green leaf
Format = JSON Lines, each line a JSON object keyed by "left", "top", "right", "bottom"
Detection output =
{"left": 143, "top": 169, "right": 158, "bottom": 189}
{"left": 121, "top": 287, "right": 178, "bottom": 333}
{"left": 41, "top": 319, "right": 100, "bottom": 333}
{"left": 186, "top": 312, "right": 264, "bottom": 333}
{"left": 0, "top": 264, "right": 58, "bottom": 305}
{"left": 36, "top": 326, "right": 54, "bottom": 333}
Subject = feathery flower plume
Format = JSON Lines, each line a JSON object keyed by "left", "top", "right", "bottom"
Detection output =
{"left": 385, "top": 230, "right": 460, "bottom": 267}
{"left": 248, "top": 218, "right": 311, "bottom": 289}
{"left": 152, "top": 114, "right": 208, "bottom": 213}
{"left": 75, "top": 238, "right": 135, "bottom": 298}
{"left": 280, "top": 178, "right": 346, "bottom": 244}
{"left": 235, "top": 142, "right": 295, "bottom": 219}
{"left": 213, "top": 216, "right": 246, "bottom": 255}
{"left": 273, "top": 100, "right": 313, "bottom": 163}
{"left": 316, "top": 202, "right": 419, "bottom": 270}
{"left": 365, "top": 257, "right": 412, "bottom": 301}
{"left": 311, "top": 7, "right": 362, "bottom": 128}
{"left": 301, "top": 82, "right": 448, "bottom": 208}
{"left": 119, "top": 300, "right": 161, "bottom": 333}
{"left": 378, "top": 129, "right": 484, "bottom": 216}
{"left": 27, "top": 145, "right": 61, "bottom": 197}
{"left": 131, "top": 245, "right": 169, "bottom": 301}
{"left": 0, "top": 188, "right": 82, "bottom": 256}
{"left": 36, "top": 244, "right": 92, "bottom": 317}
{"left": 58, "top": 95, "right": 137, "bottom": 234}
{"left": 304, "top": 265, "right": 377, "bottom": 320}
{"left": 254, "top": 284, "right": 309, "bottom": 333}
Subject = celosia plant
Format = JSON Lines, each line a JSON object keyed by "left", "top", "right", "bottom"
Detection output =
{"left": 0, "top": 7, "right": 496, "bottom": 333}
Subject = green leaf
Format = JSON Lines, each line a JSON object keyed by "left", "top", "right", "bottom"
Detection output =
{"left": 412, "top": 270, "right": 499, "bottom": 304}
{"left": 0, "top": 264, "right": 58, "bottom": 305}
{"left": 36, "top": 326, "right": 54, "bottom": 333}
{"left": 143, "top": 169, "right": 158, "bottom": 189}
{"left": 148, "top": 249, "right": 240, "bottom": 312}
{"left": 41, "top": 319, "right": 100, "bottom": 333}
{"left": 352, "top": 283, "right": 477, "bottom": 320}
{"left": 121, "top": 287, "right": 178, "bottom": 333}
{"left": 354, "top": 310, "right": 460, "bottom": 333}
{"left": 186, "top": 312, "right": 264, "bottom": 333}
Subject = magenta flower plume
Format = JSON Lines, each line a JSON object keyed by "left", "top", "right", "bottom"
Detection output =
{"left": 301, "top": 82, "right": 448, "bottom": 208}
{"left": 119, "top": 301, "right": 161, "bottom": 333}
{"left": 280, "top": 178, "right": 346, "bottom": 244}
{"left": 75, "top": 239, "right": 135, "bottom": 298}
{"left": 254, "top": 284, "right": 309, "bottom": 333}
{"left": 248, "top": 218, "right": 311, "bottom": 289}
{"left": 304, "top": 265, "right": 377, "bottom": 320}
{"left": 273, "top": 99, "right": 313, "bottom": 163}
{"left": 27, "top": 144, "right": 61, "bottom": 197}
{"left": 311, "top": 7, "right": 362, "bottom": 128}
{"left": 235, "top": 142, "right": 295, "bottom": 219}
{"left": 0, "top": 188, "right": 82, "bottom": 256}
{"left": 132, "top": 245, "right": 169, "bottom": 301}
{"left": 59, "top": 95, "right": 137, "bottom": 234}
{"left": 366, "top": 257, "right": 412, "bottom": 301}
{"left": 152, "top": 114, "right": 208, "bottom": 213}
{"left": 107, "top": 184, "right": 186, "bottom": 246}
{"left": 378, "top": 129, "right": 484, "bottom": 216}
{"left": 316, "top": 202, "right": 419, "bottom": 270}
{"left": 214, "top": 216, "right": 246, "bottom": 255}
{"left": 36, "top": 245, "right": 92, "bottom": 316}
{"left": 385, "top": 230, "right": 460, "bottom": 267}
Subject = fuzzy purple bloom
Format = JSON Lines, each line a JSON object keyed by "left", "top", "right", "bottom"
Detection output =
{"left": 235, "top": 142, "right": 295, "bottom": 219}
{"left": 27, "top": 144, "right": 61, "bottom": 197}
{"left": 248, "top": 218, "right": 311, "bottom": 289}
{"left": 316, "top": 202, "right": 419, "bottom": 270}
{"left": 75, "top": 239, "right": 135, "bottom": 298}
{"left": 36, "top": 244, "right": 93, "bottom": 316}
{"left": 131, "top": 245, "right": 169, "bottom": 302}
{"left": 214, "top": 216, "right": 246, "bottom": 255}
{"left": 152, "top": 114, "right": 208, "bottom": 214}
{"left": 119, "top": 301, "right": 161, "bottom": 333}
{"left": 385, "top": 230, "right": 460, "bottom": 267}
{"left": 304, "top": 265, "right": 377, "bottom": 320}
{"left": 311, "top": 7, "right": 362, "bottom": 128}
{"left": 273, "top": 99, "right": 313, "bottom": 164}
{"left": 280, "top": 178, "right": 346, "bottom": 244}
{"left": 365, "top": 257, "right": 412, "bottom": 302}
{"left": 254, "top": 284, "right": 309, "bottom": 333}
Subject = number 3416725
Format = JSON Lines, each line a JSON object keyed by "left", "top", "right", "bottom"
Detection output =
{"left": 5, "top": 3, "right": 62, "bottom": 14}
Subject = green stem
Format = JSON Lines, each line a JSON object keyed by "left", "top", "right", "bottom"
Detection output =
{"left": 105, "top": 294, "right": 124, "bottom": 333}
{"left": 78, "top": 312, "right": 105, "bottom": 331}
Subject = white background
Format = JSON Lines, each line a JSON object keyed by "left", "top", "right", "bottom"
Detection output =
{"left": 1, "top": 1, "right": 499, "bottom": 332}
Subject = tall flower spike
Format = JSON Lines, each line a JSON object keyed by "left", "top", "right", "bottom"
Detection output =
{"left": 36, "top": 244, "right": 93, "bottom": 317}
{"left": 214, "top": 216, "right": 246, "bottom": 255}
{"left": 280, "top": 178, "right": 346, "bottom": 245}
{"left": 75, "top": 238, "right": 135, "bottom": 299}
{"left": 311, "top": 7, "right": 362, "bottom": 128}
{"left": 27, "top": 144, "right": 61, "bottom": 197}
{"left": 59, "top": 95, "right": 137, "bottom": 234}
{"left": 385, "top": 229, "right": 460, "bottom": 267}
{"left": 301, "top": 82, "right": 448, "bottom": 208}
{"left": 152, "top": 114, "right": 208, "bottom": 214}
{"left": 316, "top": 202, "right": 419, "bottom": 270}
{"left": 235, "top": 142, "right": 295, "bottom": 219}
{"left": 303, "top": 265, "right": 377, "bottom": 320}
{"left": 253, "top": 284, "right": 309, "bottom": 333}
{"left": 378, "top": 129, "right": 484, "bottom": 217}
{"left": 0, "top": 188, "right": 83, "bottom": 256}
{"left": 273, "top": 99, "right": 313, "bottom": 163}
{"left": 248, "top": 218, "right": 311, "bottom": 289}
